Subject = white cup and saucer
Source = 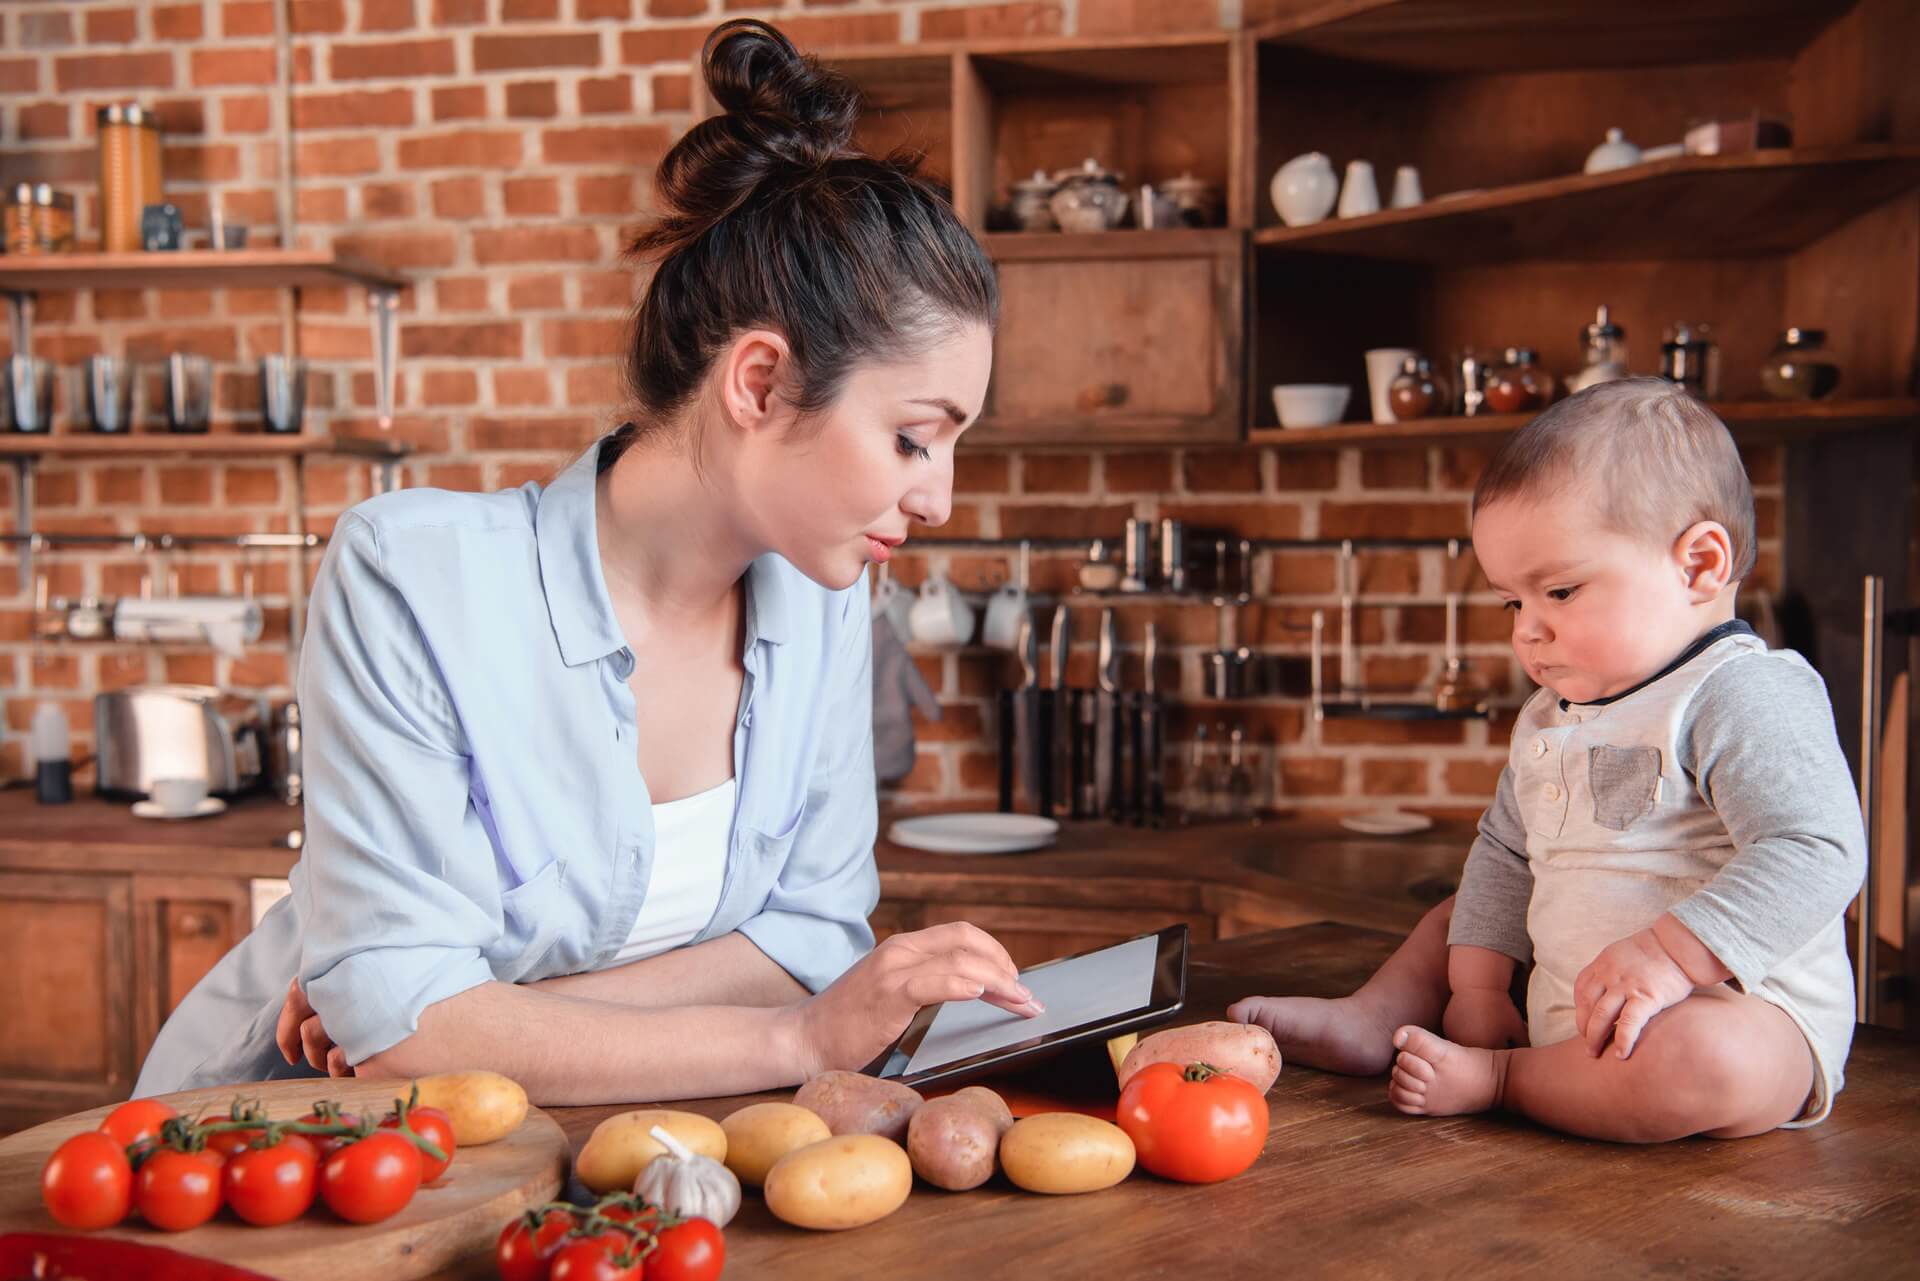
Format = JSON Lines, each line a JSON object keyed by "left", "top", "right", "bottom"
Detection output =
{"left": 133, "top": 777, "right": 228, "bottom": 820}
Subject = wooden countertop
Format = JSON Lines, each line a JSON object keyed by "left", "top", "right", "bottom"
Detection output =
{"left": 413, "top": 923, "right": 1920, "bottom": 1280}
{"left": 0, "top": 789, "right": 301, "bottom": 879}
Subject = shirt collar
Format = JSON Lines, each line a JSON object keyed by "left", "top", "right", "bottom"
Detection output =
{"left": 1559, "top": 618, "right": 1755, "bottom": 711}
{"left": 535, "top": 431, "right": 792, "bottom": 668}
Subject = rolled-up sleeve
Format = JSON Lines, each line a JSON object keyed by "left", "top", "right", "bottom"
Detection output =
{"left": 296, "top": 513, "right": 501, "bottom": 1063}
{"left": 738, "top": 585, "right": 880, "bottom": 993}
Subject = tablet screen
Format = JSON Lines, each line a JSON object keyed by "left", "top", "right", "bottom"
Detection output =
{"left": 903, "top": 933, "right": 1159, "bottom": 1075}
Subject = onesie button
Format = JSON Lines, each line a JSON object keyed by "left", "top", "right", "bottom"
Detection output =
{"left": 1544, "top": 782, "right": 1562, "bottom": 802}
{"left": 1530, "top": 737, "right": 1548, "bottom": 758}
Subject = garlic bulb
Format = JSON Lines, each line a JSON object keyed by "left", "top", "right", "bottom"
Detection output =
{"left": 635, "top": 1124, "right": 741, "bottom": 1228}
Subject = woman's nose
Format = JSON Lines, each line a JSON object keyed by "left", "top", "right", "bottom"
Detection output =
{"left": 901, "top": 465, "right": 953, "bottom": 528}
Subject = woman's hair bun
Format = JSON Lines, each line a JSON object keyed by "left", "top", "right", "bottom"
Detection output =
{"left": 702, "top": 19, "right": 859, "bottom": 171}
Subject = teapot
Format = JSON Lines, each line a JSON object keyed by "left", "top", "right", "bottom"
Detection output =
{"left": 1048, "top": 159, "right": 1129, "bottom": 234}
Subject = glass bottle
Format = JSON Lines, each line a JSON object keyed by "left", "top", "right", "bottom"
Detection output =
{"left": 1567, "top": 305, "right": 1629, "bottom": 393}
{"left": 1387, "top": 355, "right": 1442, "bottom": 420}
{"left": 1760, "top": 328, "right": 1841, "bottom": 401}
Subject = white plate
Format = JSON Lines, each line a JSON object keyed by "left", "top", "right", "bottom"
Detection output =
{"left": 132, "top": 797, "right": 228, "bottom": 820}
{"left": 1339, "top": 808, "right": 1434, "bottom": 836}
{"left": 888, "top": 813, "right": 1060, "bottom": 855}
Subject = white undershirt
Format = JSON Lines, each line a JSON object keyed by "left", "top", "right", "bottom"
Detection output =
{"left": 606, "top": 777, "right": 735, "bottom": 967}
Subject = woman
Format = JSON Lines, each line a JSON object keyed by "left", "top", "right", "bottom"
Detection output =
{"left": 135, "top": 20, "right": 1040, "bottom": 1105}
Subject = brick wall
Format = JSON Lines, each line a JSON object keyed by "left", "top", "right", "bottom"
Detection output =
{"left": 0, "top": 0, "right": 1785, "bottom": 819}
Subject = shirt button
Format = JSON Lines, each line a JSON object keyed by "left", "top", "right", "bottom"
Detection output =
{"left": 1544, "top": 782, "right": 1562, "bottom": 802}
{"left": 1531, "top": 737, "right": 1548, "bottom": 758}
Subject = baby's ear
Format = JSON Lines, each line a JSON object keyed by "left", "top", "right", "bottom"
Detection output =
{"left": 1673, "top": 520, "right": 1735, "bottom": 600}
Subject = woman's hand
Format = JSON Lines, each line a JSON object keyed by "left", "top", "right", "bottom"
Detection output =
{"left": 274, "top": 977, "right": 353, "bottom": 1077}
{"left": 782, "top": 923, "right": 1044, "bottom": 1080}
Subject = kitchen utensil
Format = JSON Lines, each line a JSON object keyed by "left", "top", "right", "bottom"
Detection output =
{"left": 1340, "top": 809, "right": 1434, "bottom": 836}
{"left": 1206, "top": 602, "right": 1256, "bottom": 700}
{"left": 149, "top": 775, "right": 211, "bottom": 815}
{"left": 1136, "top": 182, "right": 1180, "bottom": 230}
{"left": 1226, "top": 725, "right": 1253, "bottom": 821}
{"left": 31, "top": 703, "right": 72, "bottom": 805}
{"left": 1010, "top": 169, "right": 1056, "bottom": 231}
{"left": 1271, "top": 383, "right": 1350, "bottom": 428}
{"left": 0, "top": 1076, "right": 570, "bottom": 1281}
{"left": 1390, "top": 165, "right": 1423, "bottom": 208}
{"left": 259, "top": 354, "right": 308, "bottom": 434}
{"left": 1761, "top": 327, "right": 1840, "bottom": 401}
{"left": 1079, "top": 538, "right": 1121, "bottom": 591}
{"left": 998, "top": 680, "right": 1017, "bottom": 812}
{"left": 1160, "top": 172, "right": 1216, "bottom": 226}
{"left": 1388, "top": 355, "right": 1442, "bottom": 420}
{"left": 1142, "top": 622, "right": 1164, "bottom": 827}
{"left": 1659, "top": 324, "right": 1715, "bottom": 397}
{"left": 1158, "top": 518, "right": 1188, "bottom": 594}
{"left": 1015, "top": 612, "right": 1040, "bottom": 808}
{"left": 97, "top": 102, "right": 163, "bottom": 255}
{"left": 1121, "top": 517, "right": 1154, "bottom": 592}
{"left": 1567, "top": 304, "right": 1629, "bottom": 393}
{"left": 165, "top": 352, "right": 213, "bottom": 433}
{"left": 1337, "top": 160, "right": 1380, "bottom": 217}
{"left": 982, "top": 541, "right": 1030, "bottom": 650}
{"left": 1683, "top": 112, "right": 1790, "bottom": 156}
{"left": 909, "top": 571, "right": 975, "bottom": 646}
{"left": 114, "top": 594, "right": 264, "bottom": 657}
{"left": 887, "top": 812, "right": 1061, "bottom": 855}
{"left": 4, "top": 182, "right": 74, "bottom": 254}
{"left": 265, "top": 699, "right": 302, "bottom": 806}
{"left": 1049, "top": 158, "right": 1129, "bottom": 233}
{"left": 872, "top": 562, "right": 914, "bottom": 642}
{"left": 1270, "top": 152, "right": 1337, "bottom": 227}
{"left": 1098, "top": 608, "right": 1122, "bottom": 821}
{"left": 1364, "top": 347, "right": 1415, "bottom": 423}
{"left": 1583, "top": 127, "right": 1641, "bottom": 174}
{"left": 4, "top": 355, "right": 54, "bottom": 434}
{"left": 84, "top": 355, "right": 134, "bottom": 433}
{"left": 93, "top": 685, "right": 263, "bottom": 798}
{"left": 1039, "top": 603, "right": 1069, "bottom": 818}
{"left": 1071, "top": 686, "right": 1097, "bottom": 819}
{"left": 1456, "top": 348, "right": 1494, "bottom": 415}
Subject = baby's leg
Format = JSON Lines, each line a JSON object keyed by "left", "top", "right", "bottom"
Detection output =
{"left": 1229, "top": 896, "right": 1453, "bottom": 1075}
{"left": 1388, "top": 990, "right": 1814, "bottom": 1142}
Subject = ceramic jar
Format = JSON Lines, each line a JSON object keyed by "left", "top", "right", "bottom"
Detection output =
{"left": 1387, "top": 356, "right": 1443, "bottom": 420}
{"left": 1049, "top": 159, "right": 1128, "bottom": 233}
{"left": 1159, "top": 172, "right": 1216, "bottom": 226}
{"left": 1010, "top": 170, "right": 1056, "bottom": 232}
{"left": 1584, "top": 127, "right": 1642, "bottom": 175}
{"left": 1761, "top": 328, "right": 1841, "bottom": 401}
{"left": 1270, "top": 152, "right": 1337, "bottom": 228}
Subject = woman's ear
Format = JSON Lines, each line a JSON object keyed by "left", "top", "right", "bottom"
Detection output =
{"left": 717, "top": 329, "right": 792, "bottom": 432}
{"left": 1673, "top": 520, "right": 1735, "bottom": 602}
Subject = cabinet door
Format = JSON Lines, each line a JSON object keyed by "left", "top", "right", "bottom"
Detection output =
{"left": 921, "top": 902, "right": 1212, "bottom": 970}
{"left": 0, "top": 871, "right": 135, "bottom": 1128}
{"left": 131, "top": 875, "right": 254, "bottom": 1069}
{"left": 971, "top": 229, "right": 1245, "bottom": 445}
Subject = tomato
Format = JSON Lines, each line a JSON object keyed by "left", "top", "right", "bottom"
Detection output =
{"left": 549, "top": 1233, "right": 642, "bottom": 1281}
{"left": 1115, "top": 1060, "right": 1270, "bottom": 1184}
{"left": 134, "top": 1148, "right": 225, "bottom": 1231}
{"left": 99, "top": 1098, "right": 178, "bottom": 1149}
{"left": 649, "top": 1218, "right": 724, "bottom": 1281}
{"left": 222, "top": 1136, "right": 319, "bottom": 1227}
{"left": 41, "top": 1132, "right": 133, "bottom": 1230}
{"left": 380, "top": 1105, "right": 457, "bottom": 1182}
{"left": 599, "top": 1197, "right": 659, "bottom": 1233}
{"left": 319, "top": 1132, "right": 422, "bottom": 1224}
{"left": 298, "top": 1109, "right": 360, "bottom": 1158}
{"left": 495, "top": 1207, "right": 579, "bottom": 1281}
{"left": 206, "top": 1128, "right": 264, "bottom": 1161}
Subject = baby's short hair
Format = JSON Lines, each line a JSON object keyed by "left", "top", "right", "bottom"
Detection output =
{"left": 1471, "top": 377, "right": 1756, "bottom": 582}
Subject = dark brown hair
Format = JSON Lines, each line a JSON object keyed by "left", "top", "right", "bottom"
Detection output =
{"left": 612, "top": 20, "right": 998, "bottom": 460}
{"left": 1472, "top": 377, "right": 1756, "bottom": 581}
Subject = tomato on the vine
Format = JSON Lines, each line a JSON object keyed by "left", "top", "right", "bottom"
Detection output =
{"left": 99, "top": 1098, "right": 178, "bottom": 1149}
{"left": 548, "top": 1233, "right": 642, "bottom": 1281}
{"left": 319, "top": 1131, "right": 421, "bottom": 1224}
{"left": 223, "top": 1136, "right": 319, "bottom": 1227}
{"left": 649, "top": 1218, "right": 724, "bottom": 1281}
{"left": 134, "top": 1148, "right": 225, "bottom": 1231}
{"left": 495, "top": 1206, "right": 579, "bottom": 1281}
{"left": 41, "top": 1131, "right": 132, "bottom": 1230}
{"left": 380, "top": 1105, "right": 457, "bottom": 1182}
{"left": 1115, "top": 1060, "right": 1269, "bottom": 1184}
{"left": 298, "top": 1108, "right": 360, "bottom": 1158}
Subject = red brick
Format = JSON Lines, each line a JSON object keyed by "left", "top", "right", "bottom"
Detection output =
{"left": 226, "top": 652, "right": 290, "bottom": 688}
{"left": 1436, "top": 446, "right": 1495, "bottom": 491}
{"left": 1078, "top": 0, "right": 1220, "bottom": 35}
{"left": 436, "top": 276, "right": 491, "bottom": 310}
{"left": 503, "top": 178, "right": 561, "bottom": 217}
{"left": 399, "top": 130, "right": 524, "bottom": 170}
{"left": 1183, "top": 449, "right": 1262, "bottom": 493}
{"left": 1444, "top": 758, "right": 1504, "bottom": 796}
{"left": 221, "top": 94, "right": 272, "bottom": 133}
{"left": 1361, "top": 757, "right": 1429, "bottom": 796}
{"left": 153, "top": 97, "right": 208, "bottom": 135}
{"left": 163, "top": 142, "right": 243, "bottom": 183}
{"left": 473, "top": 32, "right": 600, "bottom": 72}
{"left": 493, "top": 368, "right": 553, "bottom": 407}
{"left": 18, "top": 102, "right": 70, "bottom": 141}
{"left": 652, "top": 72, "right": 691, "bottom": 111}
{"left": 152, "top": 4, "right": 204, "bottom": 40}
{"left": 579, "top": 75, "right": 634, "bottom": 114}
{"left": 94, "top": 467, "right": 148, "bottom": 505}
{"left": 425, "top": 463, "right": 487, "bottom": 491}
{"left": 619, "top": 25, "right": 708, "bottom": 65}
{"left": 1160, "top": 500, "right": 1302, "bottom": 539}
{"left": 330, "top": 38, "right": 456, "bottom": 81}
{"left": 579, "top": 270, "right": 635, "bottom": 308}
{"left": 403, "top": 322, "right": 524, "bottom": 360}
{"left": 954, "top": 450, "right": 1010, "bottom": 494}
{"left": 421, "top": 369, "right": 480, "bottom": 406}
{"left": 191, "top": 46, "right": 278, "bottom": 87}
{"left": 298, "top": 186, "right": 349, "bottom": 222}
{"left": 360, "top": 182, "right": 415, "bottom": 219}
{"left": 581, "top": 0, "right": 634, "bottom": 16}
{"left": 469, "top": 416, "right": 604, "bottom": 452}
{"left": 541, "top": 124, "right": 671, "bottom": 166}
{"left": 1319, "top": 501, "right": 1468, "bottom": 540}
{"left": 432, "top": 0, "right": 487, "bottom": 23}
{"left": 221, "top": 1, "right": 274, "bottom": 35}
{"left": 86, "top": 7, "right": 141, "bottom": 43}
{"left": 775, "top": 14, "right": 902, "bottom": 47}
{"left": 575, "top": 173, "right": 639, "bottom": 216}
{"left": 1267, "top": 549, "right": 1336, "bottom": 595}
{"left": 19, "top": 10, "right": 74, "bottom": 46}
{"left": 293, "top": 88, "right": 414, "bottom": 129}
{"left": 222, "top": 466, "right": 283, "bottom": 505}
{"left": 359, "top": 0, "right": 418, "bottom": 31}
{"left": 921, "top": 3, "right": 1063, "bottom": 39}
{"left": 55, "top": 52, "right": 174, "bottom": 92}
{"left": 291, "top": 0, "right": 347, "bottom": 32}
{"left": 649, "top": 0, "right": 707, "bottom": 15}
{"left": 506, "top": 80, "right": 559, "bottom": 119}
{"left": 503, "top": 0, "right": 559, "bottom": 16}
{"left": 296, "top": 135, "right": 382, "bottom": 176}
{"left": 1272, "top": 448, "right": 1339, "bottom": 490}
{"left": 159, "top": 466, "right": 214, "bottom": 506}
{"left": 1361, "top": 448, "right": 1430, "bottom": 490}
{"left": 542, "top": 317, "right": 625, "bottom": 357}
{"left": 1022, "top": 454, "right": 1091, "bottom": 493}
{"left": 429, "top": 175, "right": 488, "bottom": 219}
{"left": 0, "top": 60, "right": 39, "bottom": 95}
{"left": 335, "top": 230, "right": 454, "bottom": 268}
{"left": 565, "top": 364, "right": 623, "bottom": 406}
{"left": 998, "top": 503, "right": 1134, "bottom": 540}
{"left": 474, "top": 226, "right": 602, "bottom": 264}
{"left": 1320, "top": 719, "right": 1466, "bottom": 746}
{"left": 1278, "top": 757, "right": 1346, "bottom": 797}
{"left": 36, "top": 471, "right": 81, "bottom": 509}
{"left": 432, "top": 85, "right": 488, "bottom": 121}
{"left": 1104, "top": 451, "right": 1172, "bottom": 492}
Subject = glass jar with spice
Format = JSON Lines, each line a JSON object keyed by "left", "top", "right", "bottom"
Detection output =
{"left": 5, "top": 183, "right": 76, "bottom": 255}
{"left": 1387, "top": 355, "right": 1444, "bottom": 420}
{"left": 97, "top": 103, "right": 165, "bottom": 254}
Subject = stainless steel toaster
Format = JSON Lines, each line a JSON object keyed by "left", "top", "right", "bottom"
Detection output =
{"left": 94, "top": 685, "right": 263, "bottom": 798}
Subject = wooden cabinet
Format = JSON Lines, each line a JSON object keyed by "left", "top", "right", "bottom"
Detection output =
{"left": 131, "top": 875, "right": 255, "bottom": 1072}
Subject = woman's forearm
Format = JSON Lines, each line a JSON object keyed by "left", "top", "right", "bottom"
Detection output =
{"left": 528, "top": 931, "right": 809, "bottom": 1008}
{"left": 354, "top": 980, "right": 810, "bottom": 1105}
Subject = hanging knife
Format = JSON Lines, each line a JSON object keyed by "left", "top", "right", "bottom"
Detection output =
{"left": 1097, "top": 608, "right": 1121, "bottom": 821}
{"left": 1039, "top": 604, "right": 1069, "bottom": 818}
{"left": 1013, "top": 612, "right": 1039, "bottom": 810}
{"left": 1143, "top": 621, "right": 1165, "bottom": 827}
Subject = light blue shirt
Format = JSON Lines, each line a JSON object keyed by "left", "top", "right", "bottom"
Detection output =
{"left": 136, "top": 433, "right": 879, "bottom": 1094}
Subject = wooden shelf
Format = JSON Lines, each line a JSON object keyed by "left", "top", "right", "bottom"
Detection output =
{"left": 0, "top": 432, "right": 410, "bottom": 459}
{"left": 1248, "top": 399, "right": 1920, "bottom": 450}
{"left": 983, "top": 226, "right": 1240, "bottom": 261}
{"left": 1251, "top": 147, "right": 1920, "bottom": 264}
{"left": 0, "top": 250, "right": 407, "bottom": 294}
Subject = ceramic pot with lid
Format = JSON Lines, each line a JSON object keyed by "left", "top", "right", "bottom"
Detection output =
{"left": 1159, "top": 172, "right": 1216, "bottom": 226}
{"left": 1761, "top": 328, "right": 1841, "bottom": 401}
{"left": 1049, "top": 159, "right": 1129, "bottom": 233}
{"left": 1010, "top": 169, "right": 1057, "bottom": 232}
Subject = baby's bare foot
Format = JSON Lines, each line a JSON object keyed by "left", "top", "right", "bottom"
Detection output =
{"left": 1388, "top": 1026, "right": 1509, "bottom": 1117}
{"left": 1228, "top": 994, "right": 1397, "bottom": 1076}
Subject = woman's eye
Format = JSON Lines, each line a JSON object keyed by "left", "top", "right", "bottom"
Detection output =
{"left": 896, "top": 434, "right": 932, "bottom": 462}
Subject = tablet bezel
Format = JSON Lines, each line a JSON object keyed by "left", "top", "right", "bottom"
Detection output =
{"left": 863, "top": 923, "right": 1188, "bottom": 1090}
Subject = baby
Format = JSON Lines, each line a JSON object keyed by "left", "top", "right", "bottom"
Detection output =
{"left": 1232, "top": 378, "right": 1865, "bottom": 1141}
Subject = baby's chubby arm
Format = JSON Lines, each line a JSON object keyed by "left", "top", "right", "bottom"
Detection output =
{"left": 1444, "top": 767, "right": 1533, "bottom": 1048}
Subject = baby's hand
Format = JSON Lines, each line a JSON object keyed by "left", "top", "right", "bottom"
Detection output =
{"left": 1442, "top": 987, "right": 1527, "bottom": 1050}
{"left": 1573, "top": 929, "right": 1697, "bottom": 1059}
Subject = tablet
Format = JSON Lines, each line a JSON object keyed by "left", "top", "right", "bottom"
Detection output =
{"left": 864, "top": 924, "right": 1187, "bottom": 1090}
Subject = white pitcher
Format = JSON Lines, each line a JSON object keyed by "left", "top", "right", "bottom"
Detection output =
{"left": 1270, "top": 152, "right": 1337, "bottom": 228}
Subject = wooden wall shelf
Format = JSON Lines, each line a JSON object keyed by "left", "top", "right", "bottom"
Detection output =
{"left": 984, "top": 227, "right": 1240, "bottom": 261}
{"left": 0, "top": 433, "right": 410, "bottom": 460}
{"left": 0, "top": 250, "right": 407, "bottom": 295}
{"left": 1251, "top": 147, "right": 1920, "bottom": 264}
{"left": 1247, "top": 399, "right": 1920, "bottom": 450}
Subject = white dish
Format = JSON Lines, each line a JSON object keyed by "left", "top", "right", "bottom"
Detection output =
{"left": 1272, "top": 383, "right": 1351, "bottom": 428}
{"left": 132, "top": 796, "right": 228, "bottom": 820}
{"left": 1339, "top": 808, "right": 1434, "bottom": 836}
{"left": 889, "top": 813, "right": 1060, "bottom": 855}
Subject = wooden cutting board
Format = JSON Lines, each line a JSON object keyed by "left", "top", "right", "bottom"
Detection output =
{"left": 0, "top": 1077, "right": 569, "bottom": 1280}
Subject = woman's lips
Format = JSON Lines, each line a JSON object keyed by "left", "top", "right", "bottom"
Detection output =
{"left": 865, "top": 536, "right": 893, "bottom": 564}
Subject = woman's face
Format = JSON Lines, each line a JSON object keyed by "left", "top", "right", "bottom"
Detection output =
{"left": 742, "top": 322, "right": 994, "bottom": 591}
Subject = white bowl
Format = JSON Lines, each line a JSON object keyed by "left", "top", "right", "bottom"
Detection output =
{"left": 1272, "top": 384, "right": 1351, "bottom": 428}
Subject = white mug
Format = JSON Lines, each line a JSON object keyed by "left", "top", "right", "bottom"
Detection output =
{"left": 1364, "top": 347, "right": 1416, "bottom": 424}
{"left": 1337, "top": 160, "right": 1380, "bottom": 218}
{"left": 908, "top": 572, "right": 976, "bottom": 647}
{"left": 981, "top": 582, "right": 1030, "bottom": 650}
{"left": 872, "top": 572, "right": 914, "bottom": 643}
{"left": 150, "top": 776, "right": 210, "bottom": 815}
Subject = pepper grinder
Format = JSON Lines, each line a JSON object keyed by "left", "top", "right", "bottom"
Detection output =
{"left": 31, "top": 701, "right": 73, "bottom": 804}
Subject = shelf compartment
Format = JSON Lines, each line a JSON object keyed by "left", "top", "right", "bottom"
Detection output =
{"left": 0, "top": 250, "right": 407, "bottom": 295}
{"left": 1250, "top": 147, "right": 1920, "bottom": 264}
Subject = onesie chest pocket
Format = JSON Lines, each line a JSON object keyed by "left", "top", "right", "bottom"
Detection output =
{"left": 1588, "top": 746, "right": 1662, "bottom": 831}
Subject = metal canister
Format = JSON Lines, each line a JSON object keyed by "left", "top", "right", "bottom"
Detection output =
{"left": 97, "top": 103, "right": 164, "bottom": 254}
{"left": 5, "top": 183, "right": 75, "bottom": 255}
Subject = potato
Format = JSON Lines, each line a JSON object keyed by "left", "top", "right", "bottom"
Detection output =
{"left": 410, "top": 1070, "right": 528, "bottom": 1145}
{"left": 1117, "top": 1021, "right": 1282, "bottom": 1094}
{"left": 764, "top": 1134, "right": 913, "bottom": 1231}
{"left": 907, "top": 1087, "right": 1014, "bottom": 1191}
{"left": 999, "top": 1113, "right": 1135, "bottom": 1194}
{"left": 576, "top": 1109, "right": 727, "bottom": 1194}
{"left": 721, "top": 1102, "right": 832, "bottom": 1187}
{"left": 793, "top": 1071, "right": 924, "bottom": 1143}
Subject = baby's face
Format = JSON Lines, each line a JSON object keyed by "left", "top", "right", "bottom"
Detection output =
{"left": 1472, "top": 489, "right": 1709, "bottom": 704}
